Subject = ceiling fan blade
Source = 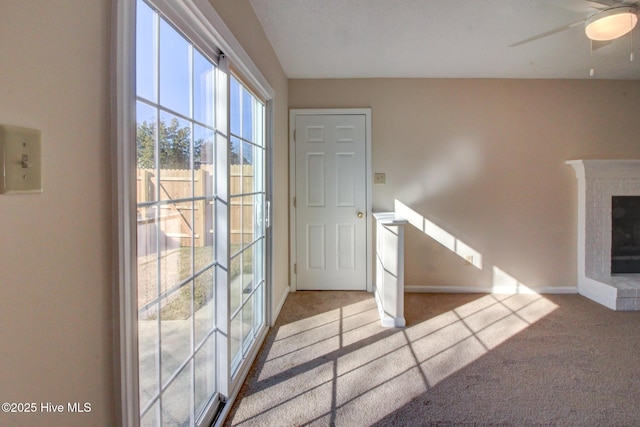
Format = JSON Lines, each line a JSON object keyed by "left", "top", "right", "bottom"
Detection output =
{"left": 587, "top": 0, "right": 619, "bottom": 7}
{"left": 541, "top": 0, "right": 608, "bottom": 13}
{"left": 509, "top": 20, "right": 584, "bottom": 47}
{"left": 584, "top": 0, "right": 640, "bottom": 9}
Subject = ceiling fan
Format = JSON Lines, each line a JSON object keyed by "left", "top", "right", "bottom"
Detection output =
{"left": 510, "top": 0, "right": 639, "bottom": 47}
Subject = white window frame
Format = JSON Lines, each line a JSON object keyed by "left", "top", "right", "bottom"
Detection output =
{"left": 112, "top": 0, "right": 274, "bottom": 425}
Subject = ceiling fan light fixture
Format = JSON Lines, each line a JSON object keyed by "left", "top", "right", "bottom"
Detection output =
{"left": 585, "top": 6, "right": 638, "bottom": 41}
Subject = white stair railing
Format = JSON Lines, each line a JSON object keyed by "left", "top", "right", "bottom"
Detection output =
{"left": 373, "top": 212, "right": 408, "bottom": 327}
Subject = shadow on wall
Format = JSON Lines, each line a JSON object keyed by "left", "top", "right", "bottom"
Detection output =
{"left": 394, "top": 199, "right": 541, "bottom": 294}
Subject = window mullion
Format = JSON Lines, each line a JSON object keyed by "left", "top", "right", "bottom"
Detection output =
{"left": 152, "top": 6, "right": 163, "bottom": 425}
{"left": 188, "top": 41, "right": 197, "bottom": 427}
{"left": 152, "top": 2, "right": 161, "bottom": 314}
{"left": 214, "top": 54, "right": 230, "bottom": 400}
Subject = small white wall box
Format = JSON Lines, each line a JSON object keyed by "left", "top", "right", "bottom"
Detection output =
{"left": 0, "top": 125, "right": 42, "bottom": 194}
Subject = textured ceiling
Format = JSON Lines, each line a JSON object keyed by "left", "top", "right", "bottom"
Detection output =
{"left": 249, "top": 0, "right": 640, "bottom": 79}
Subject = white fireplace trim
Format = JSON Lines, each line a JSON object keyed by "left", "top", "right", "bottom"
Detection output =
{"left": 567, "top": 159, "right": 640, "bottom": 311}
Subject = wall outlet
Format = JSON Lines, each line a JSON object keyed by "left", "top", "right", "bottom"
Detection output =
{"left": 374, "top": 172, "right": 386, "bottom": 184}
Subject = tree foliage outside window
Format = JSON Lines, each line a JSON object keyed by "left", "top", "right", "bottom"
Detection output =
{"left": 230, "top": 139, "right": 251, "bottom": 165}
{"left": 137, "top": 117, "right": 205, "bottom": 169}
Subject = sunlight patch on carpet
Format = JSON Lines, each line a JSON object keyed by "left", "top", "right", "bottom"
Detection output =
{"left": 233, "top": 293, "right": 558, "bottom": 426}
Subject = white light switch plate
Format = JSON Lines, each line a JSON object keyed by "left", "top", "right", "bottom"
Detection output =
{"left": 0, "top": 125, "right": 42, "bottom": 194}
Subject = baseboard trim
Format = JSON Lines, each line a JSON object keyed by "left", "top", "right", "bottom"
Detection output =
{"left": 271, "top": 287, "right": 289, "bottom": 326}
{"left": 405, "top": 285, "right": 578, "bottom": 295}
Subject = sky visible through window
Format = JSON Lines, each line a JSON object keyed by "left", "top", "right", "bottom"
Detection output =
{"left": 136, "top": 0, "right": 257, "bottom": 167}
{"left": 230, "top": 77, "right": 257, "bottom": 165}
{"left": 136, "top": 0, "right": 221, "bottom": 170}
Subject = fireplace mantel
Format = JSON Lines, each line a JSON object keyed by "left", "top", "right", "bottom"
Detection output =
{"left": 567, "top": 159, "right": 640, "bottom": 311}
{"left": 567, "top": 159, "right": 640, "bottom": 180}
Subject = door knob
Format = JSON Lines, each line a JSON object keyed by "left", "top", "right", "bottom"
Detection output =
{"left": 357, "top": 212, "right": 364, "bottom": 218}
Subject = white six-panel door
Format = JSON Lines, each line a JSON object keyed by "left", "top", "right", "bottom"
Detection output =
{"left": 292, "top": 112, "right": 369, "bottom": 290}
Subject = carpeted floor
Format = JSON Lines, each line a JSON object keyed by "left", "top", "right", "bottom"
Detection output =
{"left": 224, "top": 291, "right": 640, "bottom": 426}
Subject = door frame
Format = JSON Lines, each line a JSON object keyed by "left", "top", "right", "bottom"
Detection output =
{"left": 289, "top": 108, "right": 373, "bottom": 292}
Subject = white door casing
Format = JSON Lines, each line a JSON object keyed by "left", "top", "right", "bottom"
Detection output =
{"left": 289, "top": 109, "right": 372, "bottom": 291}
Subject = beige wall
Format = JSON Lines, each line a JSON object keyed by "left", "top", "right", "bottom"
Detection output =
{"left": 0, "top": 0, "right": 288, "bottom": 425}
{"left": 211, "top": 0, "right": 290, "bottom": 317}
{"left": 0, "top": 0, "right": 115, "bottom": 425}
{"left": 290, "top": 79, "right": 640, "bottom": 291}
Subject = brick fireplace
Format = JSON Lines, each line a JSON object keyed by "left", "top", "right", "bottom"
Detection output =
{"left": 567, "top": 159, "right": 640, "bottom": 311}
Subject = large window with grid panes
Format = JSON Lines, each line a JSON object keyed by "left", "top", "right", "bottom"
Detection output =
{"left": 131, "top": 0, "right": 269, "bottom": 425}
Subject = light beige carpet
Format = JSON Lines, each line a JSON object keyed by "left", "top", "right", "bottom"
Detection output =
{"left": 224, "top": 291, "right": 640, "bottom": 426}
